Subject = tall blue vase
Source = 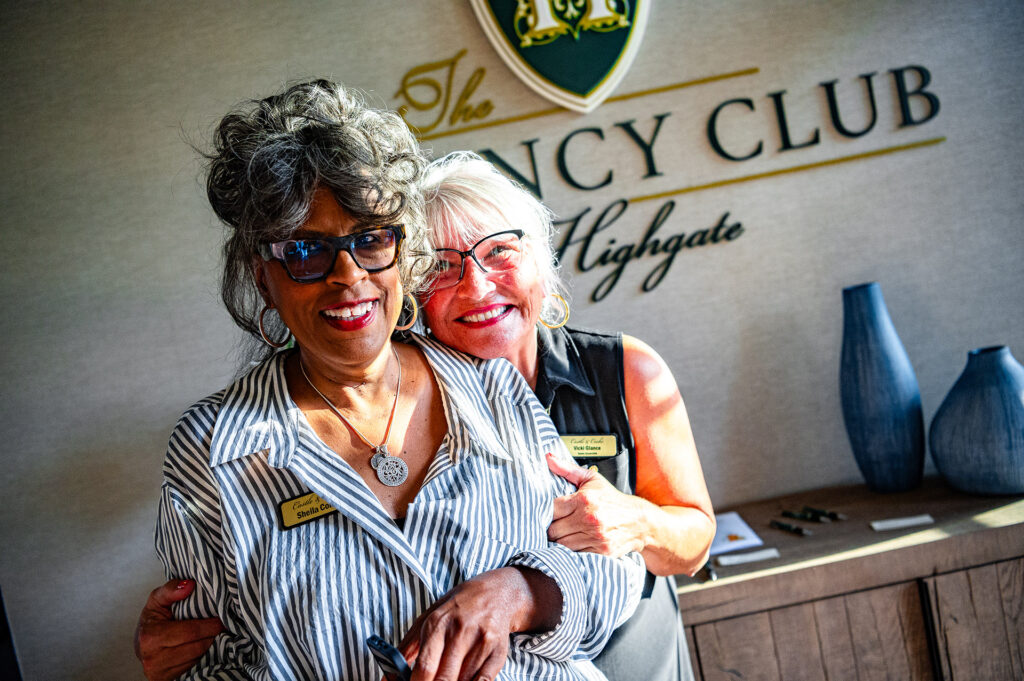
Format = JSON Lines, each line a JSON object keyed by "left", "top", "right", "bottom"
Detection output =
{"left": 929, "top": 346, "right": 1024, "bottom": 494}
{"left": 840, "top": 282, "right": 924, "bottom": 492}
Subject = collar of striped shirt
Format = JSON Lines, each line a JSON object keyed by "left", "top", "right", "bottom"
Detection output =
{"left": 207, "top": 333, "right": 518, "bottom": 469}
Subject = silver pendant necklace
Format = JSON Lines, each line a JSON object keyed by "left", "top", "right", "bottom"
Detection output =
{"left": 300, "top": 345, "right": 409, "bottom": 487}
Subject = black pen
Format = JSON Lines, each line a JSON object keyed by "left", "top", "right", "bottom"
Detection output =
{"left": 782, "top": 509, "right": 830, "bottom": 523}
{"left": 770, "top": 519, "right": 813, "bottom": 536}
{"left": 803, "top": 505, "right": 847, "bottom": 521}
{"left": 701, "top": 560, "right": 718, "bottom": 582}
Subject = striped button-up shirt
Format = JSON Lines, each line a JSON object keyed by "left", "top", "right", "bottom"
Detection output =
{"left": 156, "top": 334, "right": 645, "bottom": 680}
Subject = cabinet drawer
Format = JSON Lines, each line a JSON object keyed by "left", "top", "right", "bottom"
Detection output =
{"left": 923, "top": 557, "right": 1024, "bottom": 681}
{"left": 692, "top": 581, "right": 932, "bottom": 681}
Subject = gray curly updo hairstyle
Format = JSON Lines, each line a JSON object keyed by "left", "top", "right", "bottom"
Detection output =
{"left": 204, "top": 79, "right": 431, "bottom": 354}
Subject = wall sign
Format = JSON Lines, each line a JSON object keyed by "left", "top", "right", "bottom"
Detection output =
{"left": 395, "top": 51, "right": 944, "bottom": 303}
{"left": 469, "top": 0, "right": 649, "bottom": 113}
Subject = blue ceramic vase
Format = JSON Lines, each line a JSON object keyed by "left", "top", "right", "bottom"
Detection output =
{"left": 929, "top": 345, "right": 1024, "bottom": 494}
{"left": 840, "top": 282, "right": 924, "bottom": 492}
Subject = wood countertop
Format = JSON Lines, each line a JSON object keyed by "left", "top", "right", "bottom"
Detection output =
{"left": 675, "top": 477, "right": 1024, "bottom": 626}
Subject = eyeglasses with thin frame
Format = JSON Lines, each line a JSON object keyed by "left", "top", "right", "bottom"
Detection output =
{"left": 261, "top": 225, "right": 405, "bottom": 283}
{"left": 432, "top": 229, "right": 525, "bottom": 290}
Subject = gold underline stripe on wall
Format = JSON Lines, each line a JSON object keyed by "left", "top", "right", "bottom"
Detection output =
{"left": 629, "top": 137, "right": 947, "bottom": 203}
{"left": 605, "top": 67, "right": 760, "bottom": 103}
{"left": 416, "top": 67, "right": 760, "bottom": 142}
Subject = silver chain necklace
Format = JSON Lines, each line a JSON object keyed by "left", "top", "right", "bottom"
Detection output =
{"left": 300, "top": 345, "right": 409, "bottom": 487}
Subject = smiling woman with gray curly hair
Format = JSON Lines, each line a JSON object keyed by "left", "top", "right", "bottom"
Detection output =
{"left": 138, "top": 79, "right": 646, "bottom": 681}
{"left": 207, "top": 79, "right": 433, "bottom": 357}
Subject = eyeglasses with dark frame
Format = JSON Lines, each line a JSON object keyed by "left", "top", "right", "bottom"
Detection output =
{"left": 432, "top": 229, "right": 526, "bottom": 290}
{"left": 261, "top": 225, "right": 405, "bottom": 283}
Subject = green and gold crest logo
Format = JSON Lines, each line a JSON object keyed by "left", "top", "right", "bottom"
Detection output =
{"left": 470, "top": 0, "right": 649, "bottom": 113}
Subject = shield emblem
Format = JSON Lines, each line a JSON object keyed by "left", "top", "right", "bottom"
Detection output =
{"left": 470, "top": 0, "right": 649, "bottom": 114}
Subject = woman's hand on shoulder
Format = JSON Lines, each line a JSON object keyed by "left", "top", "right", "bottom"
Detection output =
{"left": 134, "top": 579, "right": 224, "bottom": 681}
{"left": 546, "top": 453, "right": 649, "bottom": 557}
{"left": 398, "top": 567, "right": 560, "bottom": 681}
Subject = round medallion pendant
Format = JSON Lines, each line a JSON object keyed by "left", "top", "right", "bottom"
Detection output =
{"left": 376, "top": 456, "right": 408, "bottom": 487}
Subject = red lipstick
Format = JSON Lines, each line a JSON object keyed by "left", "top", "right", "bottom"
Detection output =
{"left": 321, "top": 299, "right": 377, "bottom": 331}
{"left": 456, "top": 304, "right": 513, "bottom": 328}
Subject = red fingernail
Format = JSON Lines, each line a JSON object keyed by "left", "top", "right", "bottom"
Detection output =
{"left": 175, "top": 580, "right": 190, "bottom": 590}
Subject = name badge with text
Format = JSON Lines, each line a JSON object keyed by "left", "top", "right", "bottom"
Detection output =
{"left": 560, "top": 434, "right": 618, "bottom": 460}
{"left": 278, "top": 492, "right": 337, "bottom": 530}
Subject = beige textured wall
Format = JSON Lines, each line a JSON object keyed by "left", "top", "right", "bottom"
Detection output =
{"left": 1, "top": 1, "right": 1021, "bottom": 678}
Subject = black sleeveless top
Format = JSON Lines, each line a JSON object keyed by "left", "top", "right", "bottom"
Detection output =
{"left": 534, "top": 326, "right": 694, "bottom": 681}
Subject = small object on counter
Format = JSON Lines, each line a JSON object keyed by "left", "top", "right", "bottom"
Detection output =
{"left": 870, "top": 514, "right": 934, "bottom": 531}
{"left": 770, "top": 519, "right": 813, "bottom": 536}
{"left": 715, "top": 547, "right": 781, "bottom": 566}
{"left": 709, "top": 511, "right": 764, "bottom": 555}
{"left": 782, "top": 509, "right": 831, "bottom": 523}
{"left": 700, "top": 560, "right": 718, "bottom": 582}
{"left": 803, "top": 505, "right": 848, "bottom": 521}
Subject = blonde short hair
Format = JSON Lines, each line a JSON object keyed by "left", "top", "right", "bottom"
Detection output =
{"left": 420, "top": 152, "right": 568, "bottom": 324}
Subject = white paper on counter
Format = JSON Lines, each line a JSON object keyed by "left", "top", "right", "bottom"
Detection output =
{"left": 710, "top": 511, "right": 764, "bottom": 556}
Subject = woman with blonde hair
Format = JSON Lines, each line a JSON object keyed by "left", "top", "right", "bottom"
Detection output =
{"left": 144, "top": 80, "right": 645, "bottom": 681}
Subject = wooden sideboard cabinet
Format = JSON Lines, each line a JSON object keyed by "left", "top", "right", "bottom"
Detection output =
{"left": 675, "top": 478, "right": 1024, "bottom": 681}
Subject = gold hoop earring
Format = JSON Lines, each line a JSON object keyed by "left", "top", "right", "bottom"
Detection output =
{"left": 393, "top": 294, "right": 419, "bottom": 332}
{"left": 259, "top": 305, "right": 292, "bottom": 349}
{"left": 540, "top": 293, "right": 570, "bottom": 330}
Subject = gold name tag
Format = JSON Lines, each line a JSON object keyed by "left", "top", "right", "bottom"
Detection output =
{"left": 278, "top": 492, "right": 337, "bottom": 530}
{"left": 560, "top": 434, "right": 618, "bottom": 460}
